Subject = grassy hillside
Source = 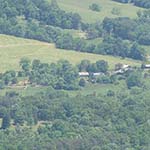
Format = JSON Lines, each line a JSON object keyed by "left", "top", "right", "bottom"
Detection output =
{"left": 0, "top": 34, "right": 140, "bottom": 72}
{"left": 53, "top": 0, "right": 143, "bottom": 23}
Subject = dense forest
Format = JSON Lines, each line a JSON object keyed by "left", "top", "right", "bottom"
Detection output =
{"left": 0, "top": 86, "right": 149, "bottom": 150}
{"left": 113, "top": 0, "right": 150, "bottom": 8}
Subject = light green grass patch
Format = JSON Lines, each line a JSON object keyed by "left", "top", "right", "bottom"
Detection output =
{"left": 0, "top": 81, "right": 127, "bottom": 98}
{"left": 49, "top": 0, "right": 144, "bottom": 23}
{"left": 87, "top": 38, "right": 103, "bottom": 45}
{"left": 63, "top": 29, "right": 87, "bottom": 38}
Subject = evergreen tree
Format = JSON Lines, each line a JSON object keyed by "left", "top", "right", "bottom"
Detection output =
{"left": 79, "top": 78, "right": 86, "bottom": 87}
{"left": 1, "top": 113, "right": 10, "bottom": 129}
{"left": 51, "top": 0, "right": 59, "bottom": 9}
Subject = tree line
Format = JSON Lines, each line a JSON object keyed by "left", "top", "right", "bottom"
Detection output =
{"left": 0, "top": 0, "right": 81, "bottom": 29}
{"left": 0, "top": 58, "right": 147, "bottom": 90}
{"left": 102, "top": 11, "right": 150, "bottom": 46}
{"left": 113, "top": 0, "right": 150, "bottom": 8}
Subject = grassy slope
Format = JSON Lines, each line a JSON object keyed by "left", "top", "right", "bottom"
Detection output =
{"left": 54, "top": 0, "right": 143, "bottom": 23}
{"left": 0, "top": 34, "right": 140, "bottom": 72}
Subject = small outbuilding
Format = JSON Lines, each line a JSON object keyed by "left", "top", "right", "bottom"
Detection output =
{"left": 143, "top": 64, "right": 150, "bottom": 69}
{"left": 79, "top": 72, "right": 89, "bottom": 77}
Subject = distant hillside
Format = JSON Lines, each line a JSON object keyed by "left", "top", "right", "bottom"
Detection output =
{"left": 0, "top": 0, "right": 149, "bottom": 61}
{"left": 54, "top": 0, "right": 143, "bottom": 22}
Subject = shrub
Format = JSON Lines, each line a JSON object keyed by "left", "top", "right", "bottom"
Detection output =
{"left": 89, "top": 3, "right": 101, "bottom": 12}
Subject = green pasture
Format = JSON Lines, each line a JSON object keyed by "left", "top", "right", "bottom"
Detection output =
{"left": 0, "top": 34, "right": 140, "bottom": 72}
{"left": 49, "top": 0, "right": 144, "bottom": 23}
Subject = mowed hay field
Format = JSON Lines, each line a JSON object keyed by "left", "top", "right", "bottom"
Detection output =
{"left": 0, "top": 34, "right": 140, "bottom": 72}
{"left": 50, "top": 0, "right": 143, "bottom": 23}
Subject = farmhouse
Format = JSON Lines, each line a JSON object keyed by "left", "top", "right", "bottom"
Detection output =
{"left": 112, "top": 64, "right": 132, "bottom": 75}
